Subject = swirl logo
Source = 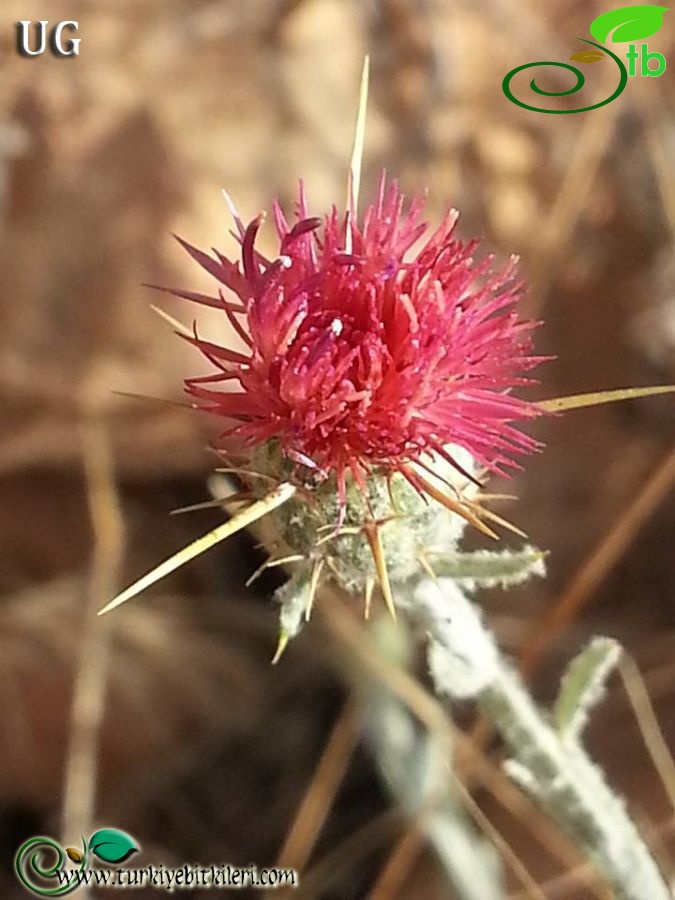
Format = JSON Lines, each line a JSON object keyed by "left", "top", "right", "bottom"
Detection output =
{"left": 14, "top": 829, "right": 138, "bottom": 896}
{"left": 502, "top": 5, "right": 668, "bottom": 114}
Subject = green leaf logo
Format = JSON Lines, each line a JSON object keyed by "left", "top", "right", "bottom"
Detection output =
{"left": 590, "top": 5, "right": 668, "bottom": 43}
{"left": 569, "top": 49, "right": 606, "bottom": 62}
{"left": 88, "top": 829, "right": 138, "bottom": 865}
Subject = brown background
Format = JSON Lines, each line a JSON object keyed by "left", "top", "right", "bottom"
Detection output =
{"left": 1, "top": 1, "right": 674, "bottom": 897}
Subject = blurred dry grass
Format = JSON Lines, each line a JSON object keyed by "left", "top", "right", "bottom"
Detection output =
{"left": 0, "top": 1, "right": 674, "bottom": 897}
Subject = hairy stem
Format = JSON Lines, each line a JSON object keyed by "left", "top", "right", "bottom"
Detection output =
{"left": 399, "top": 576, "right": 670, "bottom": 900}
{"left": 362, "top": 619, "right": 503, "bottom": 900}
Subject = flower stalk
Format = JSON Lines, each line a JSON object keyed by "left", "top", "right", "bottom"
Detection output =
{"left": 399, "top": 575, "right": 670, "bottom": 900}
{"left": 363, "top": 649, "right": 503, "bottom": 899}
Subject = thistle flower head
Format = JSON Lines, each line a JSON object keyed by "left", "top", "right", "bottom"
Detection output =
{"left": 98, "top": 68, "right": 672, "bottom": 639}
{"left": 177, "top": 175, "right": 544, "bottom": 507}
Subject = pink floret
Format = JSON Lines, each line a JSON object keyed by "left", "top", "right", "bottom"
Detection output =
{"left": 171, "top": 175, "right": 547, "bottom": 503}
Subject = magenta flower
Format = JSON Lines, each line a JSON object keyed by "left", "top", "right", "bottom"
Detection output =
{"left": 172, "top": 176, "right": 544, "bottom": 509}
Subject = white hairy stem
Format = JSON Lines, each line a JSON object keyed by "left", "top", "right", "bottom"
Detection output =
{"left": 399, "top": 577, "right": 670, "bottom": 900}
{"left": 362, "top": 619, "right": 503, "bottom": 900}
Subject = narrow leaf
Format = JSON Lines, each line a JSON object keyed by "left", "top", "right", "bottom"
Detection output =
{"left": 553, "top": 637, "right": 622, "bottom": 740}
{"left": 425, "top": 546, "right": 547, "bottom": 589}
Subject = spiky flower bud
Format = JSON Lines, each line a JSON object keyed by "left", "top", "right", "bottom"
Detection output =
{"left": 251, "top": 442, "right": 479, "bottom": 595}
{"left": 159, "top": 177, "right": 546, "bottom": 611}
{"left": 101, "top": 176, "right": 547, "bottom": 620}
